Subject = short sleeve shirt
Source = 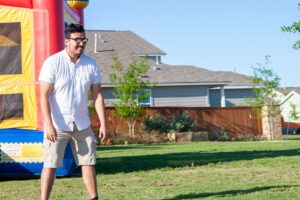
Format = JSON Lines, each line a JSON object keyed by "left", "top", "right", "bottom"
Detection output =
{"left": 39, "top": 49, "right": 101, "bottom": 131}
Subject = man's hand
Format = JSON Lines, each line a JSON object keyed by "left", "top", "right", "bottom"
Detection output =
{"left": 45, "top": 123, "right": 57, "bottom": 142}
{"left": 99, "top": 126, "right": 106, "bottom": 142}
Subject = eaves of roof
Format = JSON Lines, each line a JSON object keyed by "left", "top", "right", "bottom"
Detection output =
{"left": 102, "top": 81, "right": 230, "bottom": 88}
{"left": 133, "top": 53, "right": 167, "bottom": 56}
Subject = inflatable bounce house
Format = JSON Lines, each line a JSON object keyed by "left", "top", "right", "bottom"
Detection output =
{"left": 0, "top": 0, "right": 89, "bottom": 178}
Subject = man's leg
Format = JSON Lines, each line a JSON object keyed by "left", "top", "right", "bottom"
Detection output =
{"left": 40, "top": 167, "right": 56, "bottom": 200}
{"left": 82, "top": 165, "right": 98, "bottom": 199}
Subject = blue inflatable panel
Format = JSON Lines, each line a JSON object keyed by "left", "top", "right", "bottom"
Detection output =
{"left": 0, "top": 129, "right": 77, "bottom": 178}
{"left": 0, "top": 129, "right": 43, "bottom": 143}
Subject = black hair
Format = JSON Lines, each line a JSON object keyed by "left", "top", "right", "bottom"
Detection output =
{"left": 64, "top": 23, "right": 85, "bottom": 38}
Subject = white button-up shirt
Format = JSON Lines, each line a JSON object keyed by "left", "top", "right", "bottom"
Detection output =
{"left": 39, "top": 49, "right": 101, "bottom": 131}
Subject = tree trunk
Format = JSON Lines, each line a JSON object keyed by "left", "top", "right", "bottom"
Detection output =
{"left": 127, "top": 119, "right": 136, "bottom": 138}
{"left": 270, "top": 100, "right": 274, "bottom": 140}
{"left": 269, "top": 114, "right": 274, "bottom": 141}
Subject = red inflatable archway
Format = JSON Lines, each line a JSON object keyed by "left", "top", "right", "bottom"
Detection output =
{"left": 0, "top": 0, "right": 88, "bottom": 177}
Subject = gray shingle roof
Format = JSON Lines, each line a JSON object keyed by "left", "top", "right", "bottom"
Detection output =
{"left": 85, "top": 30, "right": 166, "bottom": 85}
{"left": 146, "top": 64, "right": 230, "bottom": 86}
{"left": 214, "top": 71, "right": 257, "bottom": 86}
{"left": 282, "top": 87, "right": 300, "bottom": 95}
{"left": 84, "top": 30, "right": 254, "bottom": 87}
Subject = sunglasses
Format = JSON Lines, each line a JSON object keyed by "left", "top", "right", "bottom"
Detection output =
{"left": 68, "top": 37, "right": 89, "bottom": 44}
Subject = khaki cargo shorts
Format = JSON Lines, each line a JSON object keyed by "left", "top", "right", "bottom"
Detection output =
{"left": 43, "top": 125, "right": 97, "bottom": 168}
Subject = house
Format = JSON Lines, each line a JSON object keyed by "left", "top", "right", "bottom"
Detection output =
{"left": 84, "top": 30, "right": 257, "bottom": 107}
{"left": 209, "top": 71, "right": 257, "bottom": 107}
{"left": 282, "top": 87, "right": 300, "bottom": 96}
{"left": 280, "top": 88, "right": 300, "bottom": 133}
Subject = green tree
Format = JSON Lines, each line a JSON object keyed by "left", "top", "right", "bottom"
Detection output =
{"left": 247, "top": 56, "right": 281, "bottom": 140}
{"left": 287, "top": 103, "right": 300, "bottom": 134}
{"left": 289, "top": 103, "right": 300, "bottom": 121}
{"left": 281, "top": 3, "right": 300, "bottom": 49}
{"left": 109, "top": 54, "right": 153, "bottom": 137}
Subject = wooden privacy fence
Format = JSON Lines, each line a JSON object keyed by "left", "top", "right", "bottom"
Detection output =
{"left": 90, "top": 107, "right": 262, "bottom": 138}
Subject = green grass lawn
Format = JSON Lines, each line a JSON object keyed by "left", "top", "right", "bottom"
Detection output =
{"left": 2, "top": 135, "right": 300, "bottom": 199}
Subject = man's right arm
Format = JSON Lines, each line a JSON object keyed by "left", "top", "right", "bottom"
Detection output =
{"left": 40, "top": 82, "right": 57, "bottom": 142}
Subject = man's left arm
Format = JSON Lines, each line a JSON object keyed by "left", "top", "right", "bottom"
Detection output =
{"left": 91, "top": 83, "right": 106, "bottom": 141}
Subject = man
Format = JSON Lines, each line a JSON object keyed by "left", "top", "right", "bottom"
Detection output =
{"left": 39, "top": 23, "right": 106, "bottom": 200}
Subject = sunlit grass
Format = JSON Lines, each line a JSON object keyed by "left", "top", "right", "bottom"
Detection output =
{"left": 2, "top": 135, "right": 300, "bottom": 199}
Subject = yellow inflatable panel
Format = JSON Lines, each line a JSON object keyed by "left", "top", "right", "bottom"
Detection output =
{"left": 0, "top": 6, "right": 37, "bottom": 129}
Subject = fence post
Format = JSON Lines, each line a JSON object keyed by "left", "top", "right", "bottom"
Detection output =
{"left": 261, "top": 105, "right": 282, "bottom": 140}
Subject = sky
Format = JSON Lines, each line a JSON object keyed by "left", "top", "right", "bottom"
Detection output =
{"left": 85, "top": 0, "right": 300, "bottom": 87}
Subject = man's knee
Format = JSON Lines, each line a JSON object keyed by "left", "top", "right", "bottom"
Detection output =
{"left": 42, "top": 167, "right": 56, "bottom": 171}
{"left": 41, "top": 167, "right": 56, "bottom": 176}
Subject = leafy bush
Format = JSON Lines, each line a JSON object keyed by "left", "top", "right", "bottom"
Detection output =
{"left": 208, "top": 127, "right": 261, "bottom": 141}
{"left": 141, "top": 115, "right": 169, "bottom": 133}
{"left": 141, "top": 112, "right": 197, "bottom": 134}
{"left": 112, "top": 137, "right": 127, "bottom": 145}
{"left": 218, "top": 131, "right": 230, "bottom": 141}
{"left": 169, "top": 112, "right": 197, "bottom": 133}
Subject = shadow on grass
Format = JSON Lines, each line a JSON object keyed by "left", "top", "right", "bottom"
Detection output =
{"left": 96, "top": 145, "right": 161, "bottom": 151}
{"left": 95, "top": 148, "right": 300, "bottom": 174}
{"left": 162, "top": 185, "right": 300, "bottom": 200}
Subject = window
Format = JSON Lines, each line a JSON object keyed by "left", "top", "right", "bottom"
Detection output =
{"left": 137, "top": 89, "right": 152, "bottom": 107}
{"left": 0, "top": 94, "right": 23, "bottom": 121}
{"left": 0, "top": 22, "right": 22, "bottom": 75}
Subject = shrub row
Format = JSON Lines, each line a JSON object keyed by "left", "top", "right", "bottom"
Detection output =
{"left": 141, "top": 112, "right": 197, "bottom": 134}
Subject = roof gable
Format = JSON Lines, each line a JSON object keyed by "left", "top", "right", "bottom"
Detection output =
{"left": 280, "top": 91, "right": 300, "bottom": 105}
